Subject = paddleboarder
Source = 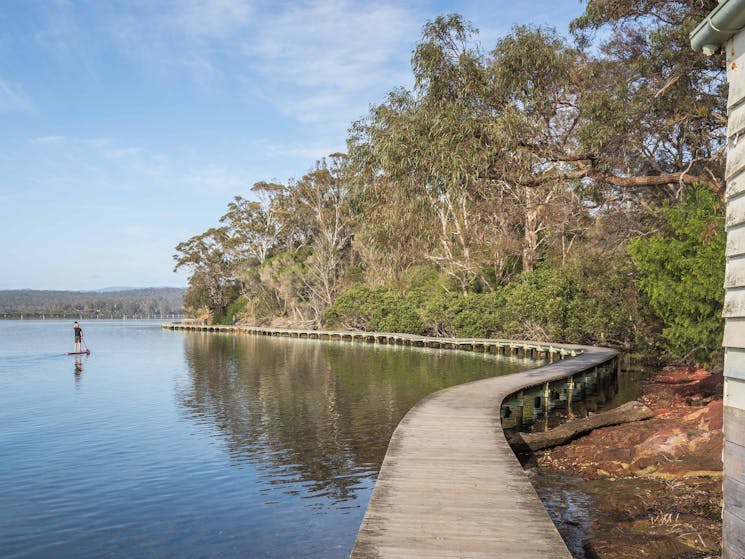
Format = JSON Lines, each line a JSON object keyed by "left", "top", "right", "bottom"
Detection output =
{"left": 73, "top": 321, "right": 83, "bottom": 353}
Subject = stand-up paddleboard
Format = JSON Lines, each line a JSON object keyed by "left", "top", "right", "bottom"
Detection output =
{"left": 66, "top": 349, "right": 91, "bottom": 355}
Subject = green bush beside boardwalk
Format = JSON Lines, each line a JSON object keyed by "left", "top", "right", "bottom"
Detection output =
{"left": 203, "top": 187, "right": 725, "bottom": 368}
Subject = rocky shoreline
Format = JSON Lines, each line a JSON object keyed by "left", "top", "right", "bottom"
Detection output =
{"left": 527, "top": 366, "right": 724, "bottom": 558}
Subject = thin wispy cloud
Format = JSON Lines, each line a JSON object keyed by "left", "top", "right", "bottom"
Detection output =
{"left": 246, "top": 1, "right": 417, "bottom": 123}
{"left": 258, "top": 138, "right": 345, "bottom": 162}
{"left": 29, "top": 135, "right": 66, "bottom": 144}
{"left": 97, "top": 0, "right": 254, "bottom": 87}
{"left": 24, "top": 133, "right": 252, "bottom": 200}
{"left": 249, "top": 1, "right": 415, "bottom": 89}
{"left": 183, "top": 164, "right": 251, "bottom": 193}
{"left": 168, "top": 0, "right": 254, "bottom": 39}
{"left": 0, "top": 79, "right": 34, "bottom": 113}
{"left": 93, "top": 1, "right": 417, "bottom": 125}
{"left": 29, "top": 135, "right": 163, "bottom": 169}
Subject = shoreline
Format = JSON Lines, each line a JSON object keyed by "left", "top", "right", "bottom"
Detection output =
{"left": 164, "top": 322, "right": 620, "bottom": 557}
{"left": 164, "top": 322, "right": 722, "bottom": 557}
{"left": 529, "top": 366, "right": 723, "bottom": 558}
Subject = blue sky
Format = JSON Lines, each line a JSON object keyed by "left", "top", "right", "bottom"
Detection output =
{"left": 1, "top": 0, "right": 587, "bottom": 291}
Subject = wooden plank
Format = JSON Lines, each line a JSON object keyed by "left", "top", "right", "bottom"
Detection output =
{"left": 728, "top": 102, "right": 745, "bottom": 144}
{"left": 715, "top": 30, "right": 744, "bottom": 559}
{"left": 728, "top": 170, "right": 745, "bottom": 199}
{"left": 725, "top": 350, "right": 745, "bottom": 381}
{"left": 351, "top": 346, "right": 617, "bottom": 559}
{"left": 725, "top": 406, "right": 745, "bottom": 448}
{"left": 726, "top": 138, "right": 745, "bottom": 181}
{"left": 725, "top": 475, "right": 745, "bottom": 521}
{"left": 727, "top": 194, "right": 745, "bottom": 228}
{"left": 726, "top": 257, "right": 745, "bottom": 289}
{"left": 727, "top": 224, "right": 745, "bottom": 258}
{"left": 725, "top": 439, "right": 745, "bottom": 486}
{"left": 724, "top": 318, "right": 745, "bottom": 348}
{"left": 728, "top": 32, "right": 745, "bottom": 110}
{"left": 724, "top": 289, "right": 745, "bottom": 318}
{"left": 725, "top": 378, "right": 745, "bottom": 411}
{"left": 723, "top": 510, "right": 745, "bottom": 559}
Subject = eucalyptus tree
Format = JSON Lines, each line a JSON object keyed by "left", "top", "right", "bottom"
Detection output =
{"left": 486, "top": 25, "right": 593, "bottom": 272}
{"left": 219, "top": 181, "right": 288, "bottom": 282}
{"left": 351, "top": 173, "right": 434, "bottom": 286}
{"left": 349, "top": 15, "right": 591, "bottom": 285}
{"left": 290, "top": 154, "right": 354, "bottom": 324}
{"left": 566, "top": 0, "right": 726, "bottom": 197}
{"left": 349, "top": 15, "right": 510, "bottom": 294}
{"left": 348, "top": 90, "right": 439, "bottom": 286}
{"left": 173, "top": 227, "right": 234, "bottom": 316}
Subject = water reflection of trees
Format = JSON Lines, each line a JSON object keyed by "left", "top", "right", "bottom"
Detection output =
{"left": 177, "top": 334, "right": 525, "bottom": 504}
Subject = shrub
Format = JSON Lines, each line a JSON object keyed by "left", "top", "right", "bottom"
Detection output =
{"left": 323, "top": 284, "right": 426, "bottom": 334}
{"left": 628, "top": 186, "right": 725, "bottom": 365}
{"left": 421, "top": 291, "right": 507, "bottom": 338}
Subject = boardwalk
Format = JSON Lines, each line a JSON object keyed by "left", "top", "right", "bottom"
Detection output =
{"left": 161, "top": 323, "right": 579, "bottom": 362}
{"left": 162, "top": 323, "right": 617, "bottom": 558}
{"left": 351, "top": 347, "right": 616, "bottom": 559}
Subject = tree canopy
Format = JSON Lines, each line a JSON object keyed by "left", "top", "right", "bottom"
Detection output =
{"left": 173, "top": 1, "right": 727, "bottom": 365}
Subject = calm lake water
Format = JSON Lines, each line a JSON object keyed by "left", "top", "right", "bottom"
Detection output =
{"left": 0, "top": 320, "right": 541, "bottom": 558}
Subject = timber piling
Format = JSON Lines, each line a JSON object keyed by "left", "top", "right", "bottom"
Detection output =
{"left": 161, "top": 322, "right": 578, "bottom": 362}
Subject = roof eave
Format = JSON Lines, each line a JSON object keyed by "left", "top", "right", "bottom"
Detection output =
{"left": 691, "top": 0, "right": 745, "bottom": 55}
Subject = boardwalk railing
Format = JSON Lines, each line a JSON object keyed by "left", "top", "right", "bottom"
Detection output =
{"left": 163, "top": 322, "right": 618, "bottom": 558}
{"left": 161, "top": 322, "right": 579, "bottom": 361}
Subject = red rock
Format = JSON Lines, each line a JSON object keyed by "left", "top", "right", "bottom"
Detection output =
{"left": 683, "top": 399, "right": 723, "bottom": 431}
{"left": 537, "top": 367, "right": 724, "bottom": 479}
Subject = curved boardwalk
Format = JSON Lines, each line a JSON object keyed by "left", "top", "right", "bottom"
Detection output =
{"left": 162, "top": 323, "right": 617, "bottom": 558}
{"left": 352, "top": 346, "right": 617, "bottom": 559}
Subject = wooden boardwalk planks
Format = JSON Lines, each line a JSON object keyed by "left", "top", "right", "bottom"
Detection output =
{"left": 351, "top": 348, "right": 618, "bottom": 559}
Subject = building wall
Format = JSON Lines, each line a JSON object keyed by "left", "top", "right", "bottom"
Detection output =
{"left": 724, "top": 30, "right": 745, "bottom": 559}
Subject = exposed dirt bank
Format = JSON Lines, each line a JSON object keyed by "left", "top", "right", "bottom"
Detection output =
{"left": 528, "top": 366, "right": 724, "bottom": 559}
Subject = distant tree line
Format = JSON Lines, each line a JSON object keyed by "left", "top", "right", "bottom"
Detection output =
{"left": 174, "top": 1, "right": 725, "bottom": 365}
{"left": 0, "top": 288, "right": 185, "bottom": 319}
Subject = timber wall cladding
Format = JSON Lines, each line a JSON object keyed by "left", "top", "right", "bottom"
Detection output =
{"left": 726, "top": 30, "right": 745, "bottom": 558}
{"left": 726, "top": 33, "right": 745, "bottom": 325}
{"left": 723, "top": 404, "right": 745, "bottom": 558}
{"left": 724, "top": 412, "right": 745, "bottom": 555}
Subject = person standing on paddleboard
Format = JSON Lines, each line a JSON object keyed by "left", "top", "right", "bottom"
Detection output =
{"left": 73, "top": 321, "right": 83, "bottom": 353}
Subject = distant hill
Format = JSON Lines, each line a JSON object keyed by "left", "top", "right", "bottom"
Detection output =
{"left": 93, "top": 286, "right": 141, "bottom": 293}
{"left": 0, "top": 287, "right": 185, "bottom": 319}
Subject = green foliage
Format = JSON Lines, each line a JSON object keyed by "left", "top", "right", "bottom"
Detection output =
{"left": 421, "top": 291, "right": 507, "bottom": 338}
{"left": 570, "top": 0, "right": 725, "bottom": 193}
{"left": 173, "top": 4, "right": 728, "bottom": 365}
{"left": 491, "top": 25, "right": 574, "bottom": 119}
{"left": 561, "top": 254, "right": 644, "bottom": 349}
{"left": 323, "top": 285, "right": 426, "bottom": 334}
{"left": 494, "top": 258, "right": 643, "bottom": 347}
{"left": 174, "top": 227, "right": 235, "bottom": 315}
{"left": 183, "top": 276, "right": 211, "bottom": 316}
{"left": 325, "top": 283, "right": 509, "bottom": 339}
{"left": 214, "top": 297, "right": 249, "bottom": 325}
{"left": 501, "top": 267, "right": 576, "bottom": 341}
{"left": 325, "top": 260, "right": 642, "bottom": 346}
{"left": 629, "top": 186, "right": 725, "bottom": 364}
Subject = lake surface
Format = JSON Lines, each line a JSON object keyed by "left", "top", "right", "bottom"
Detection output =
{"left": 0, "top": 320, "right": 542, "bottom": 558}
